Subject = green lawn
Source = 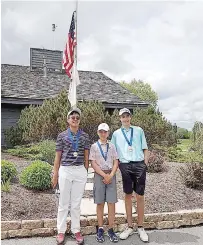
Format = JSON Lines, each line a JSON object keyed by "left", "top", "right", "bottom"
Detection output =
{"left": 175, "top": 139, "right": 203, "bottom": 163}
{"left": 177, "top": 139, "right": 192, "bottom": 151}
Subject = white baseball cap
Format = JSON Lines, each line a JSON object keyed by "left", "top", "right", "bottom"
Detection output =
{"left": 119, "top": 108, "right": 131, "bottom": 116}
{"left": 98, "top": 123, "right": 110, "bottom": 131}
{"left": 67, "top": 107, "right": 81, "bottom": 117}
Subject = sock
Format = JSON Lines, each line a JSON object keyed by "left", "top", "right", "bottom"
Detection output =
{"left": 138, "top": 226, "right": 143, "bottom": 228}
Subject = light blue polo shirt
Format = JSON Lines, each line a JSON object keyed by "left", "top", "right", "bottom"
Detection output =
{"left": 111, "top": 126, "right": 148, "bottom": 163}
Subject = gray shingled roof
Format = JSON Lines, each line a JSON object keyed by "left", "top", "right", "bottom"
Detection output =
{"left": 1, "top": 64, "right": 148, "bottom": 107}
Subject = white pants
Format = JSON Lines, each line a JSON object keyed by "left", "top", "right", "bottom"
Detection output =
{"left": 57, "top": 165, "right": 87, "bottom": 234}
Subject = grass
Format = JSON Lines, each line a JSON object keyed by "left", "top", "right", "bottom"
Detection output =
{"left": 169, "top": 139, "right": 203, "bottom": 163}
{"left": 4, "top": 140, "right": 55, "bottom": 165}
{"left": 177, "top": 139, "right": 192, "bottom": 151}
{"left": 1, "top": 179, "right": 11, "bottom": 192}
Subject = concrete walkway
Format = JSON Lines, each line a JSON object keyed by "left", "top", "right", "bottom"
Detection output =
{"left": 82, "top": 168, "right": 136, "bottom": 216}
{"left": 2, "top": 226, "right": 203, "bottom": 245}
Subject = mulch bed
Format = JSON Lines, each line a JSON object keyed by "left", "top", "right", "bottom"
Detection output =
{"left": 1, "top": 153, "right": 203, "bottom": 221}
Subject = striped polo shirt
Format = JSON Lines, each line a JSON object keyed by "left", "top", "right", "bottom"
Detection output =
{"left": 56, "top": 128, "right": 90, "bottom": 166}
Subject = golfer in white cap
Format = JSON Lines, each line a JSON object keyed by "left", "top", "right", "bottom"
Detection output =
{"left": 89, "top": 123, "right": 119, "bottom": 243}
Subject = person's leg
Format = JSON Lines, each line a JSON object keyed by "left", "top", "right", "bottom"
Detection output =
{"left": 118, "top": 164, "right": 134, "bottom": 240}
{"left": 97, "top": 203, "right": 105, "bottom": 227}
{"left": 96, "top": 203, "right": 105, "bottom": 243}
{"left": 125, "top": 193, "right": 133, "bottom": 227}
{"left": 107, "top": 203, "right": 115, "bottom": 228}
{"left": 106, "top": 176, "right": 118, "bottom": 242}
{"left": 119, "top": 164, "right": 133, "bottom": 227}
{"left": 136, "top": 194, "right": 145, "bottom": 226}
{"left": 133, "top": 161, "right": 148, "bottom": 242}
{"left": 133, "top": 161, "right": 147, "bottom": 226}
{"left": 106, "top": 175, "right": 117, "bottom": 229}
{"left": 94, "top": 173, "right": 106, "bottom": 243}
{"left": 57, "top": 166, "right": 72, "bottom": 234}
{"left": 107, "top": 203, "right": 119, "bottom": 243}
{"left": 94, "top": 173, "right": 105, "bottom": 227}
{"left": 70, "top": 166, "right": 87, "bottom": 235}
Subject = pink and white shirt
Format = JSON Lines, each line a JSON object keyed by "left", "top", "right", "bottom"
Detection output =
{"left": 89, "top": 141, "right": 118, "bottom": 170}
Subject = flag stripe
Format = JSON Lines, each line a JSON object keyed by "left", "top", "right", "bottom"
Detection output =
{"left": 63, "top": 12, "right": 76, "bottom": 78}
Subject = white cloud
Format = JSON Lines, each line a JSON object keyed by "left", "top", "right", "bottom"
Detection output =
{"left": 1, "top": 1, "right": 203, "bottom": 130}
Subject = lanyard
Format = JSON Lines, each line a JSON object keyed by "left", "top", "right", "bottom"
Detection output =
{"left": 121, "top": 127, "right": 133, "bottom": 146}
{"left": 67, "top": 128, "right": 81, "bottom": 151}
{"left": 97, "top": 141, "right": 109, "bottom": 161}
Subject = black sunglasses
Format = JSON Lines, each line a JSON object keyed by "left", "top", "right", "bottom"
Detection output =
{"left": 71, "top": 116, "right": 80, "bottom": 120}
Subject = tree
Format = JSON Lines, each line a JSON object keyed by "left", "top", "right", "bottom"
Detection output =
{"left": 192, "top": 121, "right": 203, "bottom": 154}
{"left": 120, "top": 79, "right": 158, "bottom": 107}
{"left": 131, "top": 106, "right": 176, "bottom": 147}
{"left": 177, "top": 127, "right": 190, "bottom": 139}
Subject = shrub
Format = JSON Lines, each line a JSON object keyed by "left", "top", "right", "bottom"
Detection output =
{"left": 38, "top": 140, "right": 56, "bottom": 165}
{"left": 167, "top": 147, "right": 183, "bottom": 162}
{"left": 4, "top": 126, "right": 23, "bottom": 147}
{"left": 1, "top": 160, "right": 18, "bottom": 183}
{"left": 79, "top": 101, "right": 111, "bottom": 143}
{"left": 5, "top": 91, "right": 177, "bottom": 148}
{"left": 1, "top": 179, "right": 11, "bottom": 192}
{"left": 6, "top": 144, "right": 41, "bottom": 158}
{"left": 147, "top": 150, "right": 165, "bottom": 173}
{"left": 20, "top": 160, "right": 52, "bottom": 190}
{"left": 178, "top": 161, "right": 203, "bottom": 189}
{"left": 17, "top": 90, "right": 69, "bottom": 143}
{"left": 131, "top": 106, "right": 176, "bottom": 147}
{"left": 6, "top": 140, "right": 55, "bottom": 164}
{"left": 167, "top": 146, "right": 203, "bottom": 163}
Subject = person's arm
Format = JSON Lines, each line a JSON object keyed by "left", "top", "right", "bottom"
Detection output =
{"left": 110, "top": 144, "right": 119, "bottom": 177}
{"left": 91, "top": 160, "right": 106, "bottom": 178}
{"left": 103, "top": 145, "right": 119, "bottom": 184}
{"left": 111, "top": 132, "right": 116, "bottom": 146}
{"left": 52, "top": 151, "right": 62, "bottom": 188}
{"left": 110, "top": 159, "right": 118, "bottom": 178}
{"left": 141, "top": 129, "right": 149, "bottom": 165}
{"left": 144, "top": 149, "right": 149, "bottom": 165}
{"left": 84, "top": 149, "right": 89, "bottom": 170}
{"left": 52, "top": 134, "right": 63, "bottom": 188}
{"left": 84, "top": 134, "right": 91, "bottom": 170}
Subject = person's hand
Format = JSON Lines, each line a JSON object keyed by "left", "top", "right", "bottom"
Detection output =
{"left": 103, "top": 174, "right": 112, "bottom": 184}
{"left": 52, "top": 173, "right": 58, "bottom": 189}
{"left": 144, "top": 158, "right": 148, "bottom": 165}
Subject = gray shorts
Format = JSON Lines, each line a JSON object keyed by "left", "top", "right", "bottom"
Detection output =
{"left": 93, "top": 173, "right": 118, "bottom": 204}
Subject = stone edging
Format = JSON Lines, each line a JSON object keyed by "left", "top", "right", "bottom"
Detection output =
{"left": 1, "top": 209, "right": 203, "bottom": 240}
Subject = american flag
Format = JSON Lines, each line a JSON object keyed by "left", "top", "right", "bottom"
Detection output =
{"left": 63, "top": 11, "right": 76, "bottom": 78}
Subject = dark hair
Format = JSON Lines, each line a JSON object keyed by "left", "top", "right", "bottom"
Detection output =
{"left": 67, "top": 111, "right": 80, "bottom": 119}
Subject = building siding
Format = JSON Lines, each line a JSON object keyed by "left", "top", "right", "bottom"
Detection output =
{"left": 1, "top": 104, "right": 26, "bottom": 146}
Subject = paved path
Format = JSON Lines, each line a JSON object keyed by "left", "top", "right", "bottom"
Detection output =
{"left": 2, "top": 226, "right": 203, "bottom": 245}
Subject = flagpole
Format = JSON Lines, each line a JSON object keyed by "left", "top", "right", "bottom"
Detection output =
{"left": 75, "top": 0, "right": 78, "bottom": 67}
{"left": 74, "top": 0, "right": 78, "bottom": 108}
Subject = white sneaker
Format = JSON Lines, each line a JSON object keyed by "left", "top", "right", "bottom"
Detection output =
{"left": 137, "top": 227, "right": 149, "bottom": 242}
{"left": 119, "top": 226, "right": 134, "bottom": 240}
